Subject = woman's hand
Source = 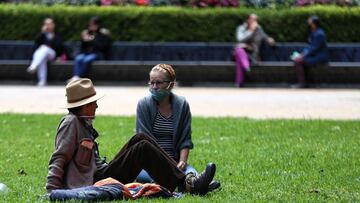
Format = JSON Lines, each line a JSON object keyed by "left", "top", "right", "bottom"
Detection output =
{"left": 41, "top": 25, "right": 47, "bottom": 32}
{"left": 177, "top": 161, "right": 187, "bottom": 171}
{"left": 267, "top": 37, "right": 275, "bottom": 46}
{"left": 178, "top": 148, "right": 189, "bottom": 170}
{"left": 248, "top": 21, "right": 258, "bottom": 31}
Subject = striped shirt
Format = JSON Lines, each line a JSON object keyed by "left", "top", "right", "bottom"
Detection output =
{"left": 152, "top": 111, "right": 175, "bottom": 159}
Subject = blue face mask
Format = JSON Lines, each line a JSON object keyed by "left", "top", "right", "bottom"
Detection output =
{"left": 149, "top": 88, "right": 171, "bottom": 102}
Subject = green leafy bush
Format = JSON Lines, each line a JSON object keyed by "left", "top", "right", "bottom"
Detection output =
{"left": 0, "top": 4, "right": 359, "bottom": 42}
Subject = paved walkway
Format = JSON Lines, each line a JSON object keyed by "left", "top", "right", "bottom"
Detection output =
{"left": 1, "top": 85, "right": 360, "bottom": 120}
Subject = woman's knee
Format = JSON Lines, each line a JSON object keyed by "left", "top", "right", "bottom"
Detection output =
{"left": 83, "top": 55, "right": 97, "bottom": 64}
{"left": 75, "top": 54, "right": 85, "bottom": 62}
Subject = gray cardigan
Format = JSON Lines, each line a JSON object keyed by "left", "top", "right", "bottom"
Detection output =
{"left": 136, "top": 93, "right": 194, "bottom": 161}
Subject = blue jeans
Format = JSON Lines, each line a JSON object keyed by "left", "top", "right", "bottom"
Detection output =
{"left": 73, "top": 53, "right": 98, "bottom": 77}
{"left": 136, "top": 164, "right": 198, "bottom": 183}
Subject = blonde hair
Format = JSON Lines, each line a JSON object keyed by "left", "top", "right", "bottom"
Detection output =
{"left": 150, "top": 64, "right": 176, "bottom": 82}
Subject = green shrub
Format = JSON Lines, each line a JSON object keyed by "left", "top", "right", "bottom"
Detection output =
{"left": 0, "top": 4, "right": 359, "bottom": 42}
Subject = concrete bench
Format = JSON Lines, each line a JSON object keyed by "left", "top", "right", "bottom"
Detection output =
{"left": 1, "top": 41, "right": 360, "bottom": 62}
{"left": 1, "top": 41, "right": 360, "bottom": 85}
{"left": 1, "top": 60, "right": 360, "bottom": 86}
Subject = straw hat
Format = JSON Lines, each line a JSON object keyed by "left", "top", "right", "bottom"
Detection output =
{"left": 65, "top": 78, "right": 104, "bottom": 109}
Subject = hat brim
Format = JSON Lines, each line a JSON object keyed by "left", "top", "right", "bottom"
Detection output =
{"left": 63, "top": 92, "right": 105, "bottom": 109}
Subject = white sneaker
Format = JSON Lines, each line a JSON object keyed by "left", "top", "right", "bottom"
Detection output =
{"left": 27, "top": 66, "right": 36, "bottom": 74}
{"left": 37, "top": 81, "right": 47, "bottom": 87}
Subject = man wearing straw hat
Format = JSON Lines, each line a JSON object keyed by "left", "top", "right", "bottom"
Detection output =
{"left": 46, "top": 78, "right": 216, "bottom": 196}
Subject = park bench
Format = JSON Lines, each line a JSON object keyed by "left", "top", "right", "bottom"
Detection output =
{"left": 0, "top": 41, "right": 360, "bottom": 85}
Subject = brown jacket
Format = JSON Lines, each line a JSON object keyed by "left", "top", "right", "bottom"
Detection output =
{"left": 46, "top": 113, "right": 105, "bottom": 192}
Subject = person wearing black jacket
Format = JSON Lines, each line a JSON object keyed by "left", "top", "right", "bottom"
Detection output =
{"left": 69, "top": 17, "right": 112, "bottom": 82}
{"left": 27, "top": 18, "right": 66, "bottom": 86}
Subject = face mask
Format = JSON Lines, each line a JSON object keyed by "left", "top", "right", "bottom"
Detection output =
{"left": 149, "top": 88, "right": 171, "bottom": 102}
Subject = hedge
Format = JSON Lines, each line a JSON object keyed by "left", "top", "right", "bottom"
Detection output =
{"left": 0, "top": 4, "right": 359, "bottom": 42}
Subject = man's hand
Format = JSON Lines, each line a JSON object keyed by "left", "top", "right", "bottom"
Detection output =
{"left": 177, "top": 161, "right": 186, "bottom": 170}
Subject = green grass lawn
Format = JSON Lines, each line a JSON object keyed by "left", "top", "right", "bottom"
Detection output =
{"left": 0, "top": 113, "right": 360, "bottom": 202}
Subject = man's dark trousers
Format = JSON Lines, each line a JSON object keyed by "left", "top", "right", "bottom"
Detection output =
{"left": 95, "top": 133, "right": 185, "bottom": 192}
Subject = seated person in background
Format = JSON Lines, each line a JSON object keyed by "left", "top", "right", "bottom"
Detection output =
{"left": 135, "top": 64, "right": 220, "bottom": 191}
{"left": 46, "top": 78, "right": 217, "bottom": 197}
{"left": 292, "top": 15, "right": 329, "bottom": 88}
{"left": 68, "top": 16, "right": 112, "bottom": 82}
{"left": 234, "top": 13, "right": 275, "bottom": 87}
{"left": 27, "top": 18, "right": 66, "bottom": 86}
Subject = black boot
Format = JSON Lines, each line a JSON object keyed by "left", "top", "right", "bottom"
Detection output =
{"left": 184, "top": 163, "right": 216, "bottom": 196}
{"left": 208, "top": 180, "right": 221, "bottom": 192}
